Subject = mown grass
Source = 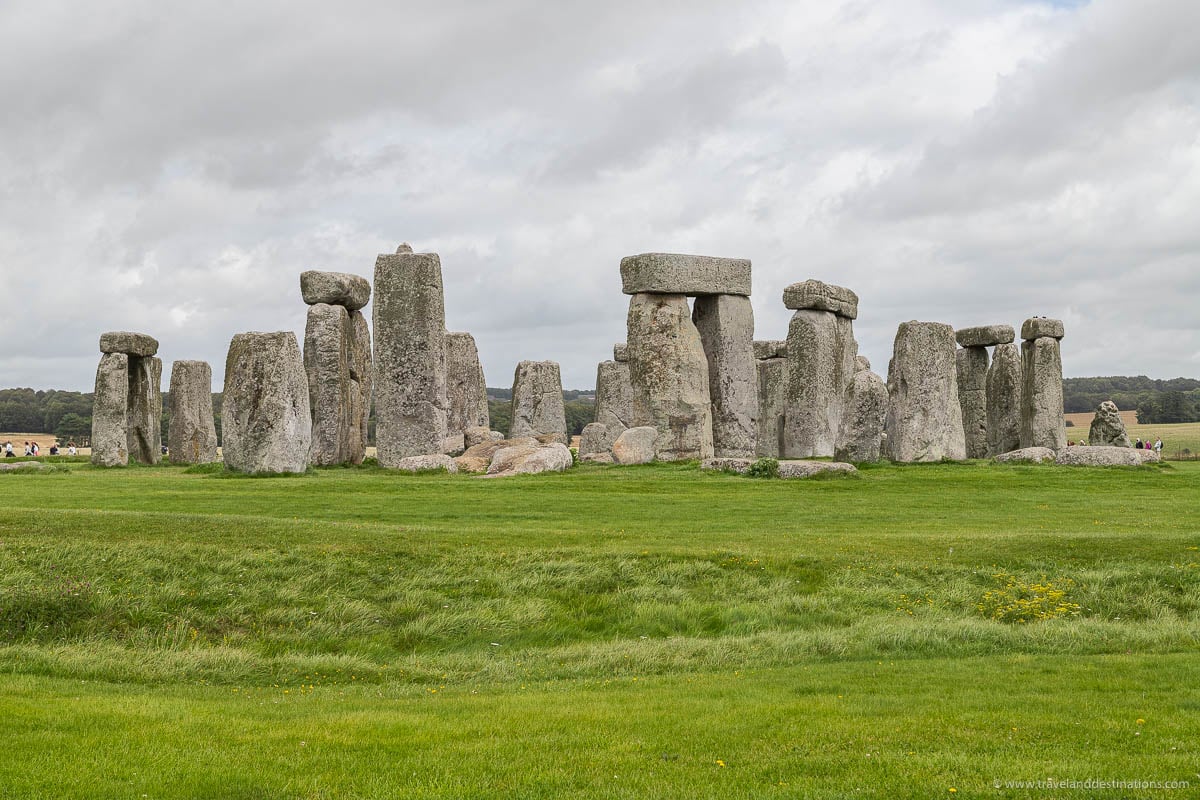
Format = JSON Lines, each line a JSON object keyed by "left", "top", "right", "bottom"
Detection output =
{"left": 1, "top": 460, "right": 1198, "bottom": 797}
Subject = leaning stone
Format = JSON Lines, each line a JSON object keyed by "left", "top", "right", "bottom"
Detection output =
{"left": 956, "top": 346, "right": 990, "bottom": 459}
{"left": 446, "top": 332, "right": 490, "bottom": 437}
{"left": 783, "top": 309, "right": 857, "bottom": 458}
{"left": 464, "top": 426, "right": 494, "bottom": 448}
{"left": 580, "top": 452, "right": 614, "bottom": 464}
{"left": 594, "top": 360, "right": 634, "bottom": 447}
{"left": 1020, "top": 336, "right": 1066, "bottom": 450}
{"left": 855, "top": 355, "right": 871, "bottom": 373}
{"left": 373, "top": 248, "right": 448, "bottom": 464}
{"left": 127, "top": 356, "right": 162, "bottom": 465}
{"left": 611, "top": 426, "right": 658, "bottom": 465}
{"left": 613, "top": 343, "right": 629, "bottom": 362}
{"left": 1021, "top": 318, "right": 1065, "bottom": 341}
{"left": 99, "top": 331, "right": 158, "bottom": 357}
{"left": 91, "top": 353, "right": 129, "bottom": 467}
{"left": 510, "top": 361, "right": 567, "bottom": 444}
{"left": 392, "top": 453, "right": 458, "bottom": 473}
{"left": 626, "top": 294, "right": 713, "bottom": 461}
{"left": 167, "top": 360, "right": 218, "bottom": 465}
{"left": 986, "top": 343, "right": 1023, "bottom": 456}
{"left": 222, "top": 332, "right": 311, "bottom": 474}
{"left": 694, "top": 294, "right": 757, "bottom": 458}
{"left": 782, "top": 280, "right": 858, "bottom": 319}
{"left": 700, "top": 457, "right": 754, "bottom": 474}
{"left": 835, "top": 369, "right": 889, "bottom": 463}
{"left": 777, "top": 460, "right": 857, "bottom": 479}
{"left": 620, "top": 253, "right": 751, "bottom": 296}
{"left": 1056, "top": 446, "right": 1159, "bottom": 467}
{"left": 994, "top": 447, "right": 1057, "bottom": 464}
{"left": 1089, "top": 401, "right": 1131, "bottom": 448}
{"left": 755, "top": 357, "right": 787, "bottom": 458}
{"left": 956, "top": 325, "right": 1015, "bottom": 348}
{"left": 753, "top": 340, "right": 787, "bottom": 360}
{"left": 487, "top": 442, "right": 573, "bottom": 476}
{"left": 300, "top": 270, "right": 371, "bottom": 311}
{"left": 884, "top": 321, "right": 966, "bottom": 462}
{"left": 579, "top": 423, "right": 610, "bottom": 456}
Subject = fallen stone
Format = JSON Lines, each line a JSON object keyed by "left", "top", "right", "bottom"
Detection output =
{"left": 1020, "top": 336, "right": 1066, "bottom": 450}
{"left": 300, "top": 270, "right": 371, "bottom": 311}
{"left": 994, "top": 447, "right": 1057, "bottom": 464}
{"left": 99, "top": 331, "right": 158, "bottom": 357}
{"left": 782, "top": 280, "right": 859, "bottom": 320}
{"left": 222, "top": 332, "right": 311, "bottom": 474}
{"left": 777, "top": 460, "right": 857, "bottom": 479}
{"left": 127, "top": 356, "right": 162, "bottom": 465}
{"left": 956, "top": 325, "right": 1015, "bottom": 348}
{"left": 461, "top": 437, "right": 539, "bottom": 463}
{"left": 783, "top": 309, "right": 857, "bottom": 458}
{"left": 1021, "top": 318, "right": 1065, "bottom": 341}
{"left": 611, "top": 426, "right": 658, "bottom": 465}
{"left": 580, "top": 452, "right": 614, "bottom": 464}
{"left": 694, "top": 294, "right": 758, "bottom": 458}
{"left": 446, "top": 332, "right": 490, "bottom": 437}
{"left": 700, "top": 457, "right": 753, "bottom": 474}
{"left": 464, "top": 426, "right": 493, "bottom": 448}
{"left": 755, "top": 357, "right": 787, "bottom": 458}
{"left": 167, "top": 360, "right": 218, "bottom": 465}
{"left": 753, "top": 340, "right": 787, "bottom": 360}
{"left": 486, "top": 442, "right": 573, "bottom": 477}
{"left": 1089, "top": 400, "right": 1131, "bottom": 448}
{"left": 510, "top": 360, "right": 567, "bottom": 444}
{"left": 453, "top": 455, "right": 491, "bottom": 474}
{"left": 957, "top": 346, "right": 989, "bottom": 459}
{"left": 392, "top": 453, "right": 459, "bottom": 473}
{"left": 835, "top": 369, "right": 889, "bottom": 463}
{"left": 884, "top": 321, "right": 966, "bottom": 462}
{"left": 0, "top": 461, "right": 44, "bottom": 472}
{"left": 91, "top": 352, "right": 129, "bottom": 467}
{"left": 620, "top": 253, "right": 751, "bottom": 296}
{"left": 986, "top": 343, "right": 1022, "bottom": 456}
{"left": 1055, "top": 446, "right": 1159, "bottom": 467}
{"left": 613, "top": 343, "right": 629, "bottom": 362}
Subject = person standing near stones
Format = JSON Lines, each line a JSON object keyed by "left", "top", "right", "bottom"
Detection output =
{"left": 3, "top": 441, "right": 12, "bottom": 457}
{"left": 1155, "top": 437, "right": 1164, "bottom": 456}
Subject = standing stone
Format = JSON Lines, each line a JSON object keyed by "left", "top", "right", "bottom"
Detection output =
{"left": 91, "top": 353, "right": 130, "bottom": 467}
{"left": 592, "top": 360, "right": 634, "bottom": 453}
{"left": 304, "top": 304, "right": 360, "bottom": 466}
{"left": 579, "top": 423, "right": 610, "bottom": 457}
{"left": 347, "top": 310, "right": 372, "bottom": 463}
{"left": 693, "top": 295, "right": 757, "bottom": 458}
{"left": 884, "top": 321, "right": 966, "bottom": 462}
{"left": 127, "top": 356, "right": 162, "bottom": 465}
{"left": 613, "top": 343, "right": 629, "bottom": 363}
{"left": 956, "top": 346, "right": 990, "bottom": 459}
{"left": 755, "top": 357, "right": 787, "bottom": 459}
{"left": 835, "top": 369, "right": 889, "bottom": 462}
{"left": 1020, "top": 320, "right": 1067, "bottom": 451}
{"left": 167, "top": 360, "right": 217, "bottom": 465}
{"left": 510, "top": 360, "right": 567, "bottom": 444}
{"left": 1089, "top": 400, "right": 1132, "bottom": 447}
{"left": 222, "top": 332, "right": 311, "bottom": 474}
{"left": 987, "top": 343, "right": 1023, "bottom": 456}
{"left": 446, "top": 332, "right": 490, "bottom": 437}
{"left": 373, "top": 247, "right": 448, "bottom": 464}
{"left": 626, "top": 293, "right": 713, "bottom": 461}
{"left": 783, "top": 309, "right": 857, "bottom": 458}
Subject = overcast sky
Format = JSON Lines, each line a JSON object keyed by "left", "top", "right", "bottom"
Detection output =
{"left": 1, "top": 0, "right": 1197, "bottom": 393}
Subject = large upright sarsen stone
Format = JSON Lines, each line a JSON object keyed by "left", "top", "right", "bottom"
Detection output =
{"left": 304, "top": 303, "right": 370, "bottom": 466}
{"left": 1020, "top": 323, "right": 1067, "bottom": 451}
{"left": 1089, "top": 400, "right": 1131, "bottom": 448}
{"left": 987, "top": 343, "right": 1022, "bottom": 456}
{"left": 168, "top": 360, "right": 217, "bottom": 465}
{"left": 626, "top": 293, "right": 713, "bottom": 461}
{"left": 373, "top": 246, "right": 448, "bottom": 463}
{"left": 91, "top": 353, "right": 130, "bottom": 467}
{"left": 755, "top": 356, "right": 787, "bottom": 458}
{"left": 783, "top": 309, "right": 857, "bottom": 458}
{"left": 835, "top": 369, "right": 889, "bottom": 463}
{"left": 446, "top": 332, "right": 490, "bottom": 437}
{"left": 956, "top": 346, "right": 989, "bottom": 459}
{"left": 884, "top": 321, "right": 966, "bottom": 462}
{"left": 222, "top": 332, "right": 311, "bottom": 474}
{"left": 593, "top": 359, "right": 634, "bottom": 452}
{"left": 693, "top": 294, "right": 757, "bottom": 458}
{"left": 510, "top": 360, "right": 567, "bottom": 443}
{"left": 127, "top": 356, "right": 162, "bottom": 465}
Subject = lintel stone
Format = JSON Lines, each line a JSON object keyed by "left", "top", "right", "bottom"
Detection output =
{"left": 782, "top": 280, "right": 858, "bottom": 319}
{"left": 1021, "top": 318, "right": 1065, "bottom": 341}
{"left": 100, "top": 331, "right": 159, "bottom": 357}
{"left": 620, "top": 253, "right": 751, "bottom": 296}
{"left": 956, "top": 325, "right": 1015, "bottom": 348}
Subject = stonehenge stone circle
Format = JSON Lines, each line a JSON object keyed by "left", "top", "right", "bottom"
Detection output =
{"left": 222, "top": 332, "right": 311, "bottom": 474}
{"left": 1020, "top": 319, "right": 1066, "bottom": 451}
{"left": 446, "top": 332, "right": 490, "bottom": 438}
{"left": 956, "top": 325, "right": 1015, "bottom": 349}
{"left": 626, "top": 293, "right": 713, "bottom": 461}
{"left": 373, "top": 247, "right": 448, "bottom": 464}
{"left": 593, "top": 359, "right": 634, "bottom": 452}
{"left": 620, "top": 253, "right": 751, "bottom": 296}
{"left": 884, "top": 321, "right": 966, "bottom": 462}
{"left": 835, "top": 369, "right": 889, "bottom": 463}
{"left": 956, "top": 346, "right": 990, "bottom": 459}
{"left": 167, "top": 360, "right": 218, "bottom": 465}
{"left": 1021, "top": 317, "right": 1065, "bottom": 341}
{"left": 304, "top": 302, "right": 371, "bottom": 466}
{"left": 783, "top": 279, "right": 859, "bottom": 320}
{"left": 300, "top": 270, "right": 371, "bottom": 311}
{"left": 986, "top": 342, "right": 1023, "bottom": 456}
{"left": 509, "top": 360, "right": 568, "bottom": 444}
{"left": 693, "top": 294, "right": 757, "bottom": 458}
{"left": 782, "top": 296, "right": 858, "bottom": 458}
{"left": 99, "top": 331, "right": 159, "bottom": 358}
{"left": 754, "top": 354, "right": 787, "bottom": 459}
{"left": 91, "top": 331, "right": 163, "bottom": 466}
{"left": 91, "top": 353, "right": 130, "bottom": 467}
{"left": 1089, "top": 400, "right": 1131, "bottom": 448}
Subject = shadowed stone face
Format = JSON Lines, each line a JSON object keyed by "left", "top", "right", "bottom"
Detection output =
{"left": 956, "top": 346, "right": 990, "bottom": 459}
{"left": 693, "top": 294, "right": 757, "bottom": 458}
{"left": 168, "top": 360, "right": 218, "bottom": 465}
{"left": 986, "top": 343, "right": 1022, "bottom": 456}
{"left": 755, "top": 358, "right": 787, "bottom": 459}
{"left": 305, "top": 303, "right": 370, "bottom": 466}
{"left": 222, "top": 331, "right": 311, "bottom": 474}
{"left": 126, "top": 356, "right": 162, "bottom": 465}
{"left": 510, "top": 360, "right": 567, "bottom": 444}
{"left": 884, "top": 321, "right": 966, "bottom": 462}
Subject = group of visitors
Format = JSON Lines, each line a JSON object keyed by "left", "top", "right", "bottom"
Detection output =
{"left": 2, "top": 440, "right": 77, "bottom": 457}
{"left": 1134, "top": 437, "right": 1164, "bottom": 455}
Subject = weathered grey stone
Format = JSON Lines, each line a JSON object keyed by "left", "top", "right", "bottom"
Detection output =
{"left": 986, "top": 343, "right": 1022, "bottom": 456}
{"left": 753, "top": 340, "right": 787, "bottom": 360}
{"left": 488, "top": 431, "right": 506, "bottom": 441}
{"left": 883, "top": 321, "right": 966, "bottom": 462}
{"left": 777, "top": 460, "right": 857, "bottom": 479}
{"left": 454, "top": 455, "right": 491, "bottom": 474}
{"left": 855, "top": 355, "right": 871, "bottom": 373}
{"left": 626, "top": 294, "right": 713, "bottom": 461}
{"left": 1021, "top": 318, "right": 1065, "bottom": 341}
{"left": 460, "top": 436, "right": 539, "bottom": 464}
{"left": 300, "top": 270, "right": 371, "bottom": 311}
{"left": 956, "top": 346, "right": 990, "bottom": 459}
{"left": 127, "top": 356, "right": 162, "bottom": 465}
{"left": 594, "top": 361, "right": 634, "bottom": 448}
{"left": 835, "top": 369, "right": 889, "bottom": 463}
{"left": 701, "top": 457, "right": 754, "bottom": 474}
{"left": 305, "top": 304, "right": 355, "bottom": 466}
{"left": 1056, "top": 446, "right": 1159, "bottom": 467}
{"left": 441, "top": 433, "right": 466, "bottom": 455}
{"left": 464, "top": 426, "right": 493, "bottom": 448}
{"left": 994, "top": 447, "right": 1056, "bottom": 464}
{"left": 222, "top": 332, "right": 311, "bottom": 474}
{"left": 0, "top": 461, "right": 44, "bottom": 471}
{"left": 783, "top": 309, "right": 857, "bottom": 458}
{"left": 509, "top": 360, "right": 567, "bottom": 444}
{"left": 613, "top": 343, "right": 629, "bottom": 362}
{"left": 99, "top": 331, "right": 158, "bottom": 357}
{"left": 611, "top": 426, "right": 658, "bottom": 465}
{"left": 167, "top": 360, "right": 217, "bottom": 465}
{"left": 755, "top": 357, "right": 787, "bottom": 459}
{"left": 486, "top": 442, "right": 573, "bottom": 477}
{"left": 693, "top": 294, "right": 757, "bottom": 458}
{"left": 782, "top": 280, "right": 859, "bottom": 320}
{"left": 1020, "top": 337, "right": 1066, "bottom": 451}
{"left": 446, "top": 332, "right": 489, "bottom": 437}
{"left": 373, "top": 249, "right": 448, "bottom": 465}
{"left": 1088, "top": 401, "right": 1131, "bottom": 448}
{"left": 392, "top": 453, "right": 458, "bottom": 473}
{"left": 620, "top": 253, "right": 751, "bottom": 296}
{"left": 90, "top": 353, "right": 129, "bottom": 467}
{"left": 580, "top": 452, "right": 614, "bottom": 464}
{"left": 579, "top": 423, "right": 610, "bottom": 456}
{"left": 956, "top": 325, "right": 1015, "bottom": 348}
{"left": 347, "top": 310, "right": 372, "bottom": 462}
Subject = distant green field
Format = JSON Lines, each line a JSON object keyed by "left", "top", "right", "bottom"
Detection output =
{"left": 1, "top": 460, "right": 1198, "bottom": 798}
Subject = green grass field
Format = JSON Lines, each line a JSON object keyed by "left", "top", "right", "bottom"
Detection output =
{"left": 1, "top": 459, "right": 1198, "bottom": 798}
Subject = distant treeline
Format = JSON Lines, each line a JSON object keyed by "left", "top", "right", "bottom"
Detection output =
{"left": 1063, "top": 377, "right": 1200, "bottom": 423}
